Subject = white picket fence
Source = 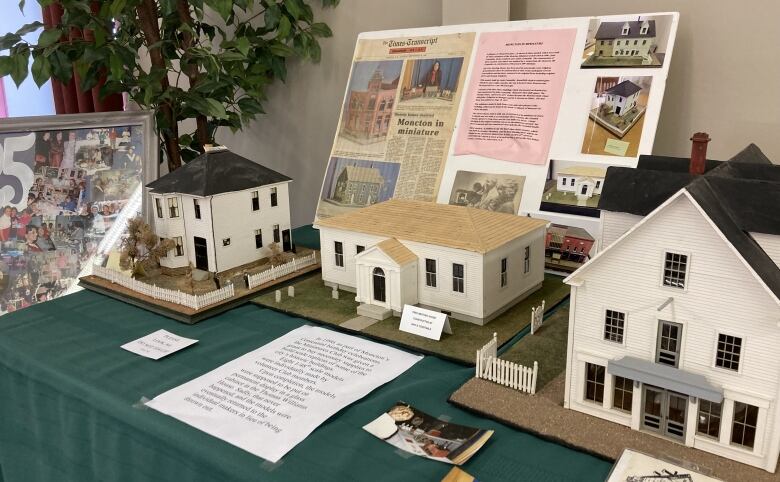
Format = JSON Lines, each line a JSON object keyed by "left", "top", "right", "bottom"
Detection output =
{"left": 530, "top": 300, "right": 546, "bottom": 335}
{"left": 246, "top": 252, "right": 318, "bottom": 289}
{"left": 92, "top": 265, "right": 235, "bottom": 310}
{"left": 475, "top": 333, "right": 538, "bottom": 394}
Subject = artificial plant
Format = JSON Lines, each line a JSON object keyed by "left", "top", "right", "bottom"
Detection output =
{"left": 1, "top": 0, "right": 338, "bottom": 171}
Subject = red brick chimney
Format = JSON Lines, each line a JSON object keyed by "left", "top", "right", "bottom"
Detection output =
{"left": 689, "top": 132, "right": 711, "bottom": 175}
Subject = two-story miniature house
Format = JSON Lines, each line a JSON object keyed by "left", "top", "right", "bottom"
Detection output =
{"left": 601, "top": 80, "right": 642, "bottom": 117}
{"left": 563, "top": 134, "right": 780, "bottom": 472}
{"left": 593, "top": 19, "right": 657, "bottom": 62}
{"left": 315, "top": 199, "right": 548, "bottom": 324}
{"left": 146, "top": 147, "right": 293, "bottom": 274}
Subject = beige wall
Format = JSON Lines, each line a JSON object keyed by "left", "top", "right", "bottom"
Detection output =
{"left": 217, "top": 1, "right": 441, "bottom": 227}
{"left": 511, "top": 0, "right": 780, "bottom": 163}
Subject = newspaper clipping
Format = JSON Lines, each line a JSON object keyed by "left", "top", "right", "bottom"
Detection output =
{"left": 316, "top": 33, "right": 475, "bottom": 219}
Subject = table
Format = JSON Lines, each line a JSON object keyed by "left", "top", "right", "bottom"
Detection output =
{"left": 0, "top": 232, "right": 612, "bottom": 481}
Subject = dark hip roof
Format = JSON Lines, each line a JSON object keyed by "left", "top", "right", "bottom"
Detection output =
{"left": 146, "top": 149, "right": 291, "bottom": 197}
{"left": 604, "top": 80, "right": 642, "bottom": 98}
{"left": 595, "top": 20, "right": 656, "bottom": 40}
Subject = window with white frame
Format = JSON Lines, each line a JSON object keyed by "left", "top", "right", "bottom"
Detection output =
{"left": 193, "top": 199, "right": 201, "bottom": 219}
{"left": 612, "top": 376, "right": 633, "bottom": 412}
{"left": 603, "top": 309, "right": 626, "bottom": 343}
{"left": 334, "top": 241, "right": 344, "bottom": 267}
{"left": 254, "top": 229, "right": 263, "bottom": 249}
{"left": 715, "top": 334, "right": 742, "bottom": 371}
{"left": 173, "top": 236, "right": 183, "bottom": 256}
{"left": 167, "top": 197, "right": 179, "bottom": 218}
{"left": 155, "top": 198, "right": 163, "bottom": 218}
{"left": 697, "top": 400, "right": 722, "bottom": 439}
{"left": 584, "top": 362, "right": 605, "bottom": 403}
{"left": 523, "top": 246, "right": 530, "bottom": 274}
{"left": 500, "top": 258, "right": 508, "bottom": 287}
{"left": 662, "top": 252, "right": 688, "bottom": 289}
{"left": 731, "top": 402, "right": 759, "bottom": 449}
{"left": 452, "top": 263, "right": 464, "bottom": 293}
{"left": 251, "top": 191, "right": 260, "bottom": 211}
{"left": 270, "top": 187, "right": 278, "bottom": 207}
{"left": 425, "top": 258, "right": 436, "bottom": 287}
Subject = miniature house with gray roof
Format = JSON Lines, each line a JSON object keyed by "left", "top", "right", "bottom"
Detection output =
{"left": 601, "top": 80, "right": 642, "bottom": 117}
{"left": 333, "top": 165, "right": 384, "bottom": 206}
{"left": 563, "top": 134, "right": 780, "bottom": 472}
{"left": 146, "top": 146, "right": 293, "bottom": 274}
{"left": 593, "top": 19, "right": 657, "bottom": 61}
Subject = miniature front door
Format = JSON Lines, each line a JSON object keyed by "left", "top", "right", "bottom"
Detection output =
{"left": 282, "top": 229, "right": 292, "bottom": 252}
{"left": 372, "top": 267, "right": 386, "bottom": 303}
{"left": 641, "top": 385, "right": 687, "bottom": 441}
{"left": 615, "top": 105, "right": 622, "bottom": 115}
{"left": 193, "top": 236, "right": 208, "bottom": 271}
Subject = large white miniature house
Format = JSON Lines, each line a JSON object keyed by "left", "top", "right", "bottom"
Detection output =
{"left": 146, "top": 147, "right": 293, "bottom": 274}
{"left": 555, "top": 165, "right": 606, "bottom": 200}
{"left": 601, "top": 80, "right": 642, "bottom": 117}
{"left": 563, "top": 134, "right": 780, "bottom": 472}
{"left": 593, "top": 19, "right": 657, "bottom": 62}
{"left": 315, "top": 199, "right": 548, "bottom": 324}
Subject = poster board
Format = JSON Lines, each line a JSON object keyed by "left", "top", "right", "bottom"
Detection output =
{"left": 316, "top": 12, "right": 679, "bottom": 264}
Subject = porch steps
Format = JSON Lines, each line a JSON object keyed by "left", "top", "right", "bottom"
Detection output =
{"left": 357, "top": 303, "right": 392, "bottom": 321}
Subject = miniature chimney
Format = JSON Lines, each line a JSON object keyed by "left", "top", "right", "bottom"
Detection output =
{"left": 689, "top": 132, "right": 711, "bottom": 175}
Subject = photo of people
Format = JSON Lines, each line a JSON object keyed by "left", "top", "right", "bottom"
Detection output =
{"left": 581, "top": 76, "right": 652, "bottom": 157}
{"left": 316, "top": 157, "right": 400, "bottom": 219}
{"left": 581, "top": 14, "right": 673, "bottom": 68}
{"left": 400, "top": 57, "right": 465, "bottom": 103}
{"left": 0, "top": 124, "right": 145, "bottom": 316}
{"left": 447, "top": 170, "right": 525, "bottom": 214}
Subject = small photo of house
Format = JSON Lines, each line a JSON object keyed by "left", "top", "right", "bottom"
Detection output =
{"left": 399, "top": 57, "right": 465, "bottom": 104}
{"left": 338, "top": 60, "right": 403, "bottom": 147}
{"left": 581, "top": 14, "right": 673, "bottom": 68}
{"left": 581, "top": 76, "right": 652, "bottom": 158}
{"left": 317, "top": 157, "right": 400, "bottom": 219}
{"left": 544, "top": 223, "right": 596, "bottom": 273}
{"left": 541, "top": 159, "right": 612, "bottom": 217}
{"left": 447, "top": 170, "right": 525, "bottom": 214}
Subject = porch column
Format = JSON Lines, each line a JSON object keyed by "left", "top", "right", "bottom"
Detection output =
{"left": 630, "top": 380, "right": 641, "bottom": 430}
{"left": 685, "top": 397, "right": 698, "bottom": 446}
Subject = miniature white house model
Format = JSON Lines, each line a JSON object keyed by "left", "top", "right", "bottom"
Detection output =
{"left": 315, "top": 199, "right": 548, "bottom": 324}
{"left": 146, "top": 147, "right": 293, "bottom": 274}
{"left": 563, "top": 135, "right": 780, "bottom": 472}
{"left": 601, "top": 80, "right": 642, "bottom": 117}
{"left": 594, "top": 19, "right": 657, "bottom": 62}
{"left": 555, "top": 165, "right": 606, "bottom": 200}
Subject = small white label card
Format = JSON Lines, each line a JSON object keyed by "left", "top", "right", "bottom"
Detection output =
{"left": 399, "top": 304, "right": 452, "bottom": 341}
{"left": 121, "top": 329, "right": 198, "bottom": 360}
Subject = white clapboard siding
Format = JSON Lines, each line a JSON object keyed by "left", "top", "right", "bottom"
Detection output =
{"left": 92, "top": 265, "right": 234, "bottom": 310}
{"left": 600, "top": 210, "right": 643, "bottom": 249}
{"left": 246, "top": 252, "right": 318, "bottom": 289}
{"left": 475, "top": 334, "right": 538, "bottom": 394}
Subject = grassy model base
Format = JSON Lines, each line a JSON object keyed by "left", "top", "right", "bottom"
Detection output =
{"left": 581, "top": 53, "right": 663, "bottom": 68}
{"left": 252, "top": 272, "right": 568, "bottom": 365}
{"left": 589, "top": 106, "right": 646, "bottom": 138}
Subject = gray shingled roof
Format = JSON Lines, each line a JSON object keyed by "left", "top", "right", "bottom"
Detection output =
{"left": 147, "top": 149, "right": 291, "bottom": 196}
{"left": 604, "top": 80, "right": 642, "bottom": 98}
{"left": 595, "top": 20, "right": 656, "bottom": 40}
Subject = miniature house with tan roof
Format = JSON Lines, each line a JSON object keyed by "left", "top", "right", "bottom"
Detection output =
{"left": 315, "top": 199, "right": 548, "bottom": 324}
{"left": 556, "top": 165, "right": 607, "bottom": 200}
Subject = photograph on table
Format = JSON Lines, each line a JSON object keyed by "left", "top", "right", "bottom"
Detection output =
{"left": 447, "top": 170, "right": 525, "bottom": 214}
{"left": 544, "top": 223, "right": 597, "bottom": 274}
{"left": 316, "top": 157, "right": 400, "bottom": 219}
{"left": 0, "top": 111, "right": 157, "bottom": 316}
{"left": 581, "top": 76, "right": 652, "bottom": 158}
{"left": 540, "top": 159, "right": 614, "bottom": 217}
{"left": 399, "top": 57, "right": 465, "bottom": 104}
{"left": 581, "top": 14, "right": 673, "bottom": 68}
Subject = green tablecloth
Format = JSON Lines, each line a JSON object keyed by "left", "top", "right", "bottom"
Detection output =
{"left": 0, "top": 227, "right": 611, "bottom": 481}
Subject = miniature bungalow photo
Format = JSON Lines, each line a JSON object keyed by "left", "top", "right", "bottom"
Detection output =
{"left": 540, "top": 159, "right": 610, "bottom": 217}
{"left": 581, "top": 76, "right": 652, "bottom": 157}
{"left": 581, "top": 14, "right": 673, "bottom": 68}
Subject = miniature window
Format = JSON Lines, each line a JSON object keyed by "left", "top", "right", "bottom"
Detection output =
{"left": 193, "top": 199, "right": 201, "bottom": 219}
{"left": 173, "top": 236, "right": 183, "bottom": 256}
{"left": 715, "top": 334, "right": 742, "bottom": 371}
{"left": 222, "top": 238, "right": 231, "bottom": 247}
{"left": 570, "top": 178, "right": 575, "bottom": 187}
{"left": 425, "top": 259, "right": 437, "bottom": 288}
{"left": 643, "top": 39, "right": 647, "bottom": 45}
{"left": 255, "top": 229, "right": 263, "bottom": 249}
{"left": 273, "top": 224, "right": 280, "bottom": 243}
{"left": 251, "top": 191, "right": 260, "bottom": 211}
{"left": 697, "top": 400, "right": 722, "bottom": 439}
{"left": 500, "top": 258, "right": 508, "bottom": 287}
{"left": 603, "top": 309, "right": 626, "bottom": 343}
{"left": 523, "top": 246, "right": 530, "bottom": 274}
{"left": 159, "top": 237, "right": 167, "bottom": 257}
{"left": 731, "top": 402, "right": 759, "bottom": 449}
{"left": 356, "top": 245, "right": 365, "bottom": 254}
{"left": 662, "top": 252, "right": 688, "bottom": 289}
{"left": 452, "top": 263, "right": 464, "bottom": 293}
{"left": 656, "top": 320, "right": 682, "bottom": 368}
{"left": 612, "top": 376, "right": 633, "bottom": 412}
{"left": 167, "top": 197, "right": 179, "bottom": 218}
{"left": 595, "top": 180, "right": 601, "bottom": 189}
{"left": 270, "top": 187, "right": 278, "bottom": 207}
{"left": 561, "top": 177, "right": 567, "bottom": 185}
{"left": 584, "top": 363, "right": 605, "bottom": 403}
{"left": 155, "top": 198, "right": 163, "bottom": 218}
{"left": 334, "top": 241, "right": 344, "bottom": 267}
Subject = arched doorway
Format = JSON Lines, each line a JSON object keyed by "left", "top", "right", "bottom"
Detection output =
{"left": 372, "top": 267, "right": 386, "bottom": 302}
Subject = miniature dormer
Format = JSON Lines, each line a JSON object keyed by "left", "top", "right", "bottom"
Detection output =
{"left": 621, "top": 22, "right": 630, "bottom": 35}
{"left": 640, "top": 20, "right": 649, "bottom": 35}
